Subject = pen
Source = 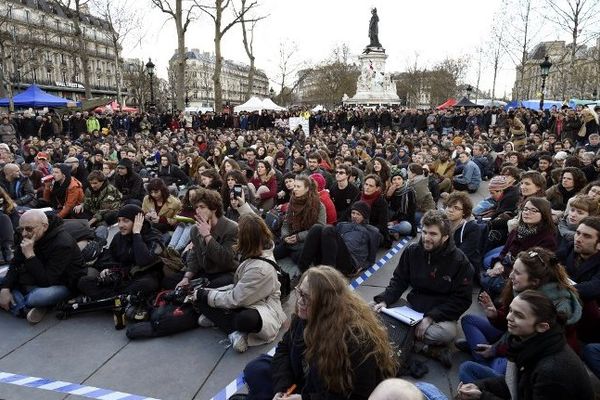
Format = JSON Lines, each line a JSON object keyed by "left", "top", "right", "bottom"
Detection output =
{"left": 284, "top": 384, "right": 297, "bottom": 397}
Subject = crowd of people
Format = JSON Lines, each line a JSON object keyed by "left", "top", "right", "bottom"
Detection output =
{"left": 1, "top": 102, "right": 600, "bottom": 399}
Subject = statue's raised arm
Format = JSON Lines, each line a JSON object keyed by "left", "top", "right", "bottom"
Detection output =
{"left": 368, "top": 8, "right": 381, "bottom": 48}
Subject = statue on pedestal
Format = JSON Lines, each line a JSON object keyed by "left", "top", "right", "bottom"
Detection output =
{"left": 368, "top": 8, "right": 381, "bottom": 48}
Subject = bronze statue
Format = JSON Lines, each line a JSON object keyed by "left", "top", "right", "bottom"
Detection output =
{"left": 368, "top": 8, "right": 381, "bottom": 48}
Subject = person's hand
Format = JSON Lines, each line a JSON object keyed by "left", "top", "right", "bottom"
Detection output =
{"left": 176, "top": 277, "right": 190, "bottom": 288}
{"left": 478, "top": 291, "right": 497, "bottom": 318}
{"left": 20, "top": 237, "right": 35, "bottom": 259}
{"left": 457, "top": 382, "right": 482, "bottom": 399}
{"left": 416, "top": 316, "right": 433, "bottom": 340}
{"left": 474, "top": 344, "right": 495, "bottom": 359}
{"left": 277, "top": 190, "right": 285, "bottom": 199}
{"left": 132, "top": 213, "right": 144, "bottom": 234}
{"left": 73, "top": 204, "right": 84, "bottom": 214}
{"left": 0, "top": 288, "right": 15, "bottom": 311}
{"left": 195, "top": 216, "right": 211, "bottom": 238}
{"left": 370, "top": 301, "right": 387, "bottom": 313}
{"left": 284, "top": 235, "right": 298, "bottom": 244}
{"left": 486, "top": 262, "right": 504, "bottom": 277}
{"left": 99, "top": 269, "right": 111, "bottom": 279}
{"left": 273, "top": 394, "right": 301, "bottom": 400}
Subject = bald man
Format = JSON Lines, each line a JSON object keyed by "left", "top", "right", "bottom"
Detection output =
{"left": 0, "top": 163, "right": 35, "bottom": 207}
{"left": 0, "top": 210, "right": 84, "bottom": 323}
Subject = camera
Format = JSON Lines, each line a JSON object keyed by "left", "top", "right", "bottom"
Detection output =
{"left": 232, "top": 184, "right": 243, "bottom": 198}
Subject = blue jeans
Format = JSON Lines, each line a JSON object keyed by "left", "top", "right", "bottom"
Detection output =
{"left": 4, "top": 285, "right": 70, "bottom": 317}
{"left": 169, "top": 224, "right": 192, "bottom": 252}
{"left": 459, "top": 360, "right": 505, "bottom": 383}
{"left": 473, "top": 198, "right": 497, "bottom": 216}
{"left": 389, "top": 221, "right": 413, "bottom": 236}
{"left": 583, "top": 343, "right": 600, "bottom": 379}
{"left": 415, "top": 382, "right": 449, "bottom": 400}
{"left": 461, "top": 314, "right": 504, "bottom": 362}
{"left": 481, "top": 247, "right": 506, "bottom": 296}
{"left": 244, "top": 354, "right": 275, "bottom": 400}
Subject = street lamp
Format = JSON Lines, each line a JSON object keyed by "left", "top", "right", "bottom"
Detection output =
{"left": 269, "top": 87, "right": 275, "bottom": 99}
{"left": 539, "top": 55, "right": 552, "bottom": 111}
{"left": 185, "top": 87, "right": 190, "bottom": 108}
{"left": 146, "top": 58, "right": 155, "bottom": 110}
{"left": 466, "top": 85, "right": 473, "bottom": 100}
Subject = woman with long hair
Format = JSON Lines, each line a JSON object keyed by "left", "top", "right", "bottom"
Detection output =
{"left": 193, "top": 213, "right": 286, "bottom": 353}
{"left": 243, "top": 266, "right": 397, "bottom": 400}
{"left": 168, "top": 186, "right": 201, "bottom": 253}
{"left": 142, "top": 178, "right": 182, "bottom": 234}
{"left": 222, "top": 170, "right": 256, "bottom": 222}
{"left": 249, "top": 160, "right": 277, "bottom": 211}
{"left": 458, "top": 247, "right": 582, "bottom": 384}
{"left": 198, "top": 168, "right": 223, "bottom": 192}
{"left": 274, "top": 175, "right": 325, "bottom": 264}
{"left": 361, "top": 174, "right": 390, "bottom": 247}
{"left": 481, "top": 197, "right": 557, "bottom": 297}
{"left": 457, "top": 290, "right": 593, "bottom": 400}
{"left": 545, "top": 166, "right": 587, "bottom": 212}
{"left": 386, "top": 168, "right": 416, "bottom": 237}
{"left": 366, "top": 157, "right": 391, "bottom": 192}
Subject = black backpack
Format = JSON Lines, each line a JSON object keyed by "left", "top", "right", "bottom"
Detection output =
{"left": 378, "top": 313, "right": 428, "bottom": 378}
{"left": 250, "top": 256, "right": 291, "bottom": 302}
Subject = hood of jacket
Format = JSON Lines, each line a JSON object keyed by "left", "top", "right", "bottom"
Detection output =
{"left": 539, "top": 282, "right": 582, "bottom": 325}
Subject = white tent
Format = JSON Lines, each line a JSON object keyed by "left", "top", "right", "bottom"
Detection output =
{"left": 262, "top": 98, "right": 286, "bottom": 111}
{"left": 312, "top": 104, "right": 326, "bottom": 112}
{"left": 475, "top": 99, "right": 507, "bottom": 107}
{"left": 234, "top": 96, "right": 265, "bottom": 113}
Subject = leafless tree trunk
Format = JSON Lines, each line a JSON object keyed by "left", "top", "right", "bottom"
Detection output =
{"left": 0, "top": 2, "right": 15, "bottom": 110}
{"left": 151, "top": 0, "right": 198, "bottom": 111}
{"left": 240, "top": 0, "right": 259, "bottom": 101}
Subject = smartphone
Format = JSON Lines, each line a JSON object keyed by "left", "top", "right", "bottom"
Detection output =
{"left": 174, "top": 215, "right": 195, "bottom": 224}
{"left": 233, "top": 184, "right": 243, "bottom": 197}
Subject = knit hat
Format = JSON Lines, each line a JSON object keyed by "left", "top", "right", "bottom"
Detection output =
{"left": 65, "top": 156, "right": 79, "bottom": 164}
{"left": 310, "top": 173, "right": 326, "bottom": 191}
{"left": 118, "top": 158, "right": 132, "bottom": 171}
{"left": 55, "top": 163, "right": 72, "bottom": 178}
{"left": 488, "top": 175, "right": 511, "bottom": 192}
{"left": 117, "top": 204, "right": 143, "bottom": 222}
{"left": 351, "top": 201, "right": 371, "bottom": 220}
{"left": 390, "top": 167, "right": 406, "bottom": 180}
{"left": 554, "top": 151, "right": 568, "bottom": 161}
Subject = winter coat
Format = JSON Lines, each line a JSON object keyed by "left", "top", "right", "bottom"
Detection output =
{"left": 409, "top": 175, "right": 436, "bottom": 212}
{"left": 281, "top": 203, "right": 326, "bottom": 251}
{"left": 546, "top": 184, "right": 577, "bottom": 211}
{"left": 374, "top": 239, "right": 474, "bottom": 322}
{"left": 250, "top": 172, "right": 278, "bottom": 210}
{"left": 86, "top": 117, "right": 100, "bottom": 133}
{"left": 184, "top": 216, "right": 239, "bottom": 276}
{"left": 105, "top": 221, "right": 162, "bottom": 276}
{"left": 453, "top": 219, "right": 483, "bottom": 272}
{"left": 43, "top": 177, "right": 85, "bottom": 218}
{"left": 475, "top": 326, "right": 593, "bottom": 400}
{"left": 83, "top": 182, "right": 122, "bottom": 222}
{"left": 0, "top": 174, "right": 35, "bottom": 206}
{"left": 494, "top": 227, "right": 557, "bottom": 275}
{"left": 557, "top": 243, "right": 600, "bottom": 302}
{"left": 207, "top": 247, "right": 286, "bottom": 346}
{"left": 114, "top": 166, "right": 145, "bottom": 202}
{"left": 0, "top": 122, "right": 17, "bottom": 143}
{"left": 157, "top": 164, "right": 190, "bottom": 187}
{"left": 142, "top": 194, "right": 182, "bottom": 226}
{"left": 336, "top": 221, "right": 382, "bottom": 270}
{"left": 453, "top": 160, "right": 481, "bottom": 191}
{"left": 318, "top": 190, "right": 337, "bottom": 225}
{"left": 1, "top": 212, "right": 84, "bottom": 290}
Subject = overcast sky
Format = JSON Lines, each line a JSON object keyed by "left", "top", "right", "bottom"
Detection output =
{"left": 116, "top": 0, "right": 576, "bottom": 99}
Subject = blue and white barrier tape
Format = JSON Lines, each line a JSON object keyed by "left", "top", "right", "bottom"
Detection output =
{"left": 209, "top": 237, "right": 412, "bottom": 400}
{"left": 0, "top": 371, "right": 160, "bottom": 400}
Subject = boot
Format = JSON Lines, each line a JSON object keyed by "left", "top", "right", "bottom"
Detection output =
{"left": 420, "top": 344, "right": 453, "bottom": 369}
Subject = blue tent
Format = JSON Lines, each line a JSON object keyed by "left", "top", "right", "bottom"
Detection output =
{"left": 504, "top": 99, "right": 566, "bottom": 111}
{"left": 0, "top": 84, "right": 79, "bottom": 108}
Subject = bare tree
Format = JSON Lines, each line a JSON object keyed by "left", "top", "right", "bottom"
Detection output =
{"left": 0, "top": 2, "right": 16, "bottom": 109}
{"left": 195, "top": 0, "right": 262, "bottom": 112}
{"left": 238, "top": 0, "right": 266, "bottom": 101}
{"left": 123, "top": 59, "right": 150, "bottom": 111}
{"left": 151, "top": 0, "right": 198, "bottom": 110}
{"left": 275, "top": 39, "right": 305, "bottom": 102}
{"left": 91, "top": 0, "right": 144, "bottom": 109}
{"left": 544, "top": 0, "right": 600, "bottom": 95}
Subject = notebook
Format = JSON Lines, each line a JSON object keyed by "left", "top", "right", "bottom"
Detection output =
{"left": 381, "top": 305, "right": 424, "bottom": 326}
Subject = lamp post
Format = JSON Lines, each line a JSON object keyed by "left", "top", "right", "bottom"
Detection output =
{"left": 269, "top": 87, "right": 275, "bottom": 99}
{"left": 466, "top": 85, "right": 473, "bottom": 100}
{"left": 185, "top": 87, "right": 190, "bottom": 108}
{"left": 145, "top": 58, "right": 155, "bottom": 110}
{"left": 539, "top": 55, "right": 552, "bottom": 111}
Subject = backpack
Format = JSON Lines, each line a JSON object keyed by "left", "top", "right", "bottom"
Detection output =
{"left": 249, "top": 256, "right": 291, "bottom": 302}
{"left": 263, "top": 208, "right": 284, "bottom": 236}
{"left": 378, "top": 313, "right": 427, "bottom": 378}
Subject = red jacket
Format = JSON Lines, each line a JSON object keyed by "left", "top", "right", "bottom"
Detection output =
{"left": 319, "top": 190, "right": 337, "bottom": 225}
{"left": 43, "top": 177, "right": 84, "bottom": 218}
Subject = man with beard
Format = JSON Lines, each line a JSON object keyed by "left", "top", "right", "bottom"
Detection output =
{"left": 372, "top": 210, "right": 473, "bottom": 367}
{"left": 114, "top": 158, "right": 145, "bottom": 205}
{"left": 430, "top": 147, "right": 455, "bottom": 194}
{"left": 42, "top": 163, "right": 84, "bottom": 219}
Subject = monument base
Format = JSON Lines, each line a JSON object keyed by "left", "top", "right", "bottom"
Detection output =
{"left": 344, "top": 50, "right": 400, "bottom": 106}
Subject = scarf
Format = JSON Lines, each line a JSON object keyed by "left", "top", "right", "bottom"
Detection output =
{"left": 393, "top": 184, "right": 413, "bottom": 216}
{"left": 361, "top": 189, "right": 381, "bottom": 208}
{"left": 51, "top": 176, "right": 71, "bottom": 208}
{"left": 287, "top": 193, "right": 319, "bottom": 234}
{"left": 516, "top": 223, "right": 538, "bottom": 240}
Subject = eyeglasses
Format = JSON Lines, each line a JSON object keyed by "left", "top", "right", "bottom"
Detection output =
{"left": 521, "top": 207, "right": 540, "bottom": 214}
{"left": 294, "top": 287, "right": 311, "bottom": 304}
{"left": 18, "top": 226, "right": 36, "bottom": 233}
{"left": 335, "top": 171, "right": 346, "bottom": 175}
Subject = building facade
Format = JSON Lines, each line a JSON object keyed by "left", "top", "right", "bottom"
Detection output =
{"left": 513, "top": 40, "right": 600, "bottom": 102}
{"left": 0, "top": 0, "right": 122, "bottom": 102}
{"left": 170, "top": 48, "right": 269, "bottom": 108}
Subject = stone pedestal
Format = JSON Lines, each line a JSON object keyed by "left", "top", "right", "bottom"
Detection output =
{"left": 345, "top": 49, "right": 400, "bottom": 105}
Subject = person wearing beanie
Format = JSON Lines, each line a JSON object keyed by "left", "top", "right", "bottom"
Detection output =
{"left": 65, "top": 156, "right": 89, "bottom": 190}
{"left": 77, "top": 203, "right": 164, "bottom": 300}
{"left": 42, "top": 163, "right": 84, "bottom": 219}
{"left": 474, "top": 175, "right": 520, "bottom": 221}
{"left": 310, "top": 173, "right": 337, "bottom": 224}
{"left": 87, "top": 149, "right": 105, "bottom": 173}
{"left": 297, "top": 199, "right": 381, "bottom": 275}
{"left": 114, "top": 157, "right": 145, "bottom": 204}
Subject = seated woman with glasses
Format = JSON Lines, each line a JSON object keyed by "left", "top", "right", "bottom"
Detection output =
{"left": 481, "top": 197, "right": 557, "bottom": 298}
{"left": 193, "top": 213, "right": 286, "bottom": 353}
{"left": 457, "top": 247, "right": 582, "bottom": 385}
{"left": 443, "top": 191, "right": 483, "bottom": 273}
{"left": 456, "top": 290, "right": 592, "bottom": 400}
{"left": 241, "top": 266, "right": 397, "bottom": 400}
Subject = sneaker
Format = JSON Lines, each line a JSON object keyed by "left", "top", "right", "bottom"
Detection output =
{"left": 198, "top": 314, "right": 215, "bottom": 328}
{"left": 228, "top": 331, "right": 248, "bottom": 353}
{"left": 455, "top": 338, "right": 470, "bottom": 353}
{"left": 26, "top": 307, "right": 47, "bottom": 324}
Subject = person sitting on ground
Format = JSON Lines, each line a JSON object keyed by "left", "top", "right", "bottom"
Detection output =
{"left": 473, "top": 175, "right": 519, "bottom": 220}
{"left": 0, "top": 187, "right": 17, "bottom": 263}
{"left": 114, "top": 158, "right": 145, "bottom": 204}
{"left": 297, "top": 201, "right": 381, "bottom": 276}
{"left": 556, "top": 194, "right": 598, "bottom": 249}
{"left": 64, "top": 156, "right": 89, "bottom": 190}
{"left": 168, "top": 186, "right": 201, "bottom": 253}
{"left": 360, "top": 174, "right": 390, "bottom": 247}
{"left": 222, "top": 170, "right": 256, "bottom": 222}
{"left": 443, "top": 192, "right": 483, "bottom": 273}
{"left": 452, "top": 152, "right": 481, "bottom": 193}
{"left": 431, "top": 146, "right": 455, "bottom": 195}
{"left": 142, "top": 178, "right": 182, "bottom": 234}
{"left": 545, "top": 166, "right": 587, "bottom": 219}
{"left": 0, "top": 209, "right": 84, "bottom": 323}
{"left": 193, "top": 213, "right": 286, "bottom": 353}
{"left": 386, "top": 168, "right": 417, "bottom": 238}
{"left": 372, "top": 210, "right": 474, "bottom": 368}
{"left": 329, "top": 164, "right": 360, "bottom": 222}
{"left": 310, "top": 172, "right": 337, "bottom": 225}
{"left": 77, "top": 204, "right": 163, "bottom": 300}
{"left": 407, "top": 163, "right": 436, "bottom": 224}
{"left": 456, "top": 291, "right": 593, "bottom": 400}
{"left": 157, "top": 153, "right": 190, "bottom": 189}
{"left": 457, "top": 248, "right": 582, "bottom": 384}
{"left": 243, "top": 266, "right": 397, "bottom": 400}
{"left": 42, "top": 163, "right": 84, "bottom": 219}
{"left": 174, "top": 188, "right": 238, "bottom": 289}
{"left": 0, "top": 163, "right": 36, "bottom": 208}
{"left": 249, "top": 160, "right": 278, "bottom": 211}
{"left": 73, "top": 170, "right": 122, "bottom": 228}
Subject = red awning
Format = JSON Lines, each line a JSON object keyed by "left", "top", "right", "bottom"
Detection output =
{"left": 436, "top": 98, "right": 457, "bottom": 110}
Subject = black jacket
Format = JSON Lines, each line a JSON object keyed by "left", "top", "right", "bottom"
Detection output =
{"left": 453, "top": 220, "right": 483, "bottom": 272}
{"left": 475, "top": 327, "right": 593, "bottom": 400}
{"left": 374, "top": 239, "right": 473, "bottom": 322}
{"left": 114, "top": 164, "right": 145, "bottom": 202}
{"left": 0, "top": 173, "right": 35, "bottom": 206}
{"left": 556, "top": 242, "right": 600, "bottom": 301}
{"left": 2, "top": 212, "right": 85, "bottom": 290}
{"left": 104, "top": 221, "right": 162, "bottom": 277}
